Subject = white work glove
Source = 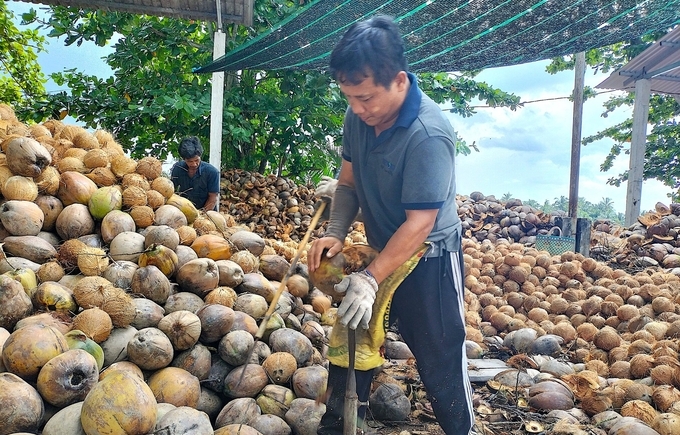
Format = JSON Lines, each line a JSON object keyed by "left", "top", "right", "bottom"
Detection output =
{"left": 335, "top": 270, "right": 378, "bottom": 330}
{"left": 315, "top": 176, "right": 338, "bottom": 198}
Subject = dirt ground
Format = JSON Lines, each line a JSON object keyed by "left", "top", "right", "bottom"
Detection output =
{"left": 362, "top": 359, "right": 574, "bottom": 435}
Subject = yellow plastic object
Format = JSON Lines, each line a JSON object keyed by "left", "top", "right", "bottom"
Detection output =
{"left": 327, "top": 243, "right": 429, "bottom": 370}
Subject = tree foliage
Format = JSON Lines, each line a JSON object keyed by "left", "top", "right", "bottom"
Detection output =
{"left": 0, "top": 0, "right": 46, "bottom": 104}
{"left": 6, "top": 0, "right": 520, "bottom": 183}
{"left": 547, "top": 30, "right": 680, "bottom": 198}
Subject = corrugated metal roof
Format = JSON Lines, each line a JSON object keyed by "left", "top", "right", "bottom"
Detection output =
{"left": 20, "top": 0, "right": 253, "bottom": 25}
{"left": 596, "top": 24, "right": 680, "bottom": 95}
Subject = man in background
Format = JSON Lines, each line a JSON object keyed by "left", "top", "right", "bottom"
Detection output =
{"left": 170, "top": 136, "right": 220, "bottom": 211}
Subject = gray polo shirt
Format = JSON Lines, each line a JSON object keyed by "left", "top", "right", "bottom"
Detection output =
{"left": 342, "top": 73, "right": 461, "bottom": 256}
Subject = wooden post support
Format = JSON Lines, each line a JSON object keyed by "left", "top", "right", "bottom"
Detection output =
{"left": 575, "top": 218, "right": 591, "bottom": 257}
{"left": 569, "top": 52, "right": 586, "bottom": 219}
{"left": 624, "top": 78, "right": 651, "bottom": 226}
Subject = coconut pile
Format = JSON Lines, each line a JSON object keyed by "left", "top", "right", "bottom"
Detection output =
{"left": 1, "top": 101, "right": 680, "bottom": 435}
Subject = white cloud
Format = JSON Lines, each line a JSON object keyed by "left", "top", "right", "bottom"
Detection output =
{"left": 449, "top": 61, "right": 673, "bottom": 214}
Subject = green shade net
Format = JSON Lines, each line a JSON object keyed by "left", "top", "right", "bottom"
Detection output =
{"left": 195, "top": 0, "right": 680, "bottom": 73}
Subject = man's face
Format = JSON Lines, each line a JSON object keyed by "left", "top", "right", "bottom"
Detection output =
{"left": 338, "top": 70, "right": 408, "bottom": 132}
{"left": 184, "top": 156, "right": 201, "bottom": 170}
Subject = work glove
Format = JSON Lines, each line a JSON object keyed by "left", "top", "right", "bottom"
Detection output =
{"left": 335, "top": 270, "right": 378, "bottom": 330}
{"left": 315, "top": 176, "right": 338, "bottom": 199}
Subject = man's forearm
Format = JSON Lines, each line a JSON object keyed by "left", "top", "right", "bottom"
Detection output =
{"left": 324, "top": 184, "right": 360, "bottom": 241}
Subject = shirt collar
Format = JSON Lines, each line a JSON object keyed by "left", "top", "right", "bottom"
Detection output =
{"left": 394, "top": 72, "right": 422, "bottom": 129}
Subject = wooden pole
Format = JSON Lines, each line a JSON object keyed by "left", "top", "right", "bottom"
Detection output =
{"left": 568, "top": 52, "right": 586, "bottom": 235}
{"left": 624, "top": 78, "right": 651, "bottom": 226}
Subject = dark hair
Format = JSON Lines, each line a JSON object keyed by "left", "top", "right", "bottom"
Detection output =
{"left": 178, "top": 136, "right": 203, "bottom": 159}
{"left": 329, "top": 15, "right": 407, "bottom": 88}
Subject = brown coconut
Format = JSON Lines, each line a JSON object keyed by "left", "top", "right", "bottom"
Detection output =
{"left": 128, "top": 205, "right": 155, "bottom": 228}
{"left": 261, "top": 352, "right": 298, "bottom": 385}
{"left": 204, "top": 286, "right": 238, "bottom": 308}
{"left": 83, "top": 148, "right": 109, "bottom": 168}
{"left": 135, "top": 156, "right": 162, "bottom": 180}
{"left": 99, "top": 288, "right": 136, "bottom": 328}
{"left": 122, "top": 185, "right": 148, "bottom": 208}
{"left": 146, "top": 189, "right": 165, "bottom": 209}
{"left": 77, "top": 246, "right": 109, "bottom": 276}
{"left": 176, "top": 225, "right": 198, "bottom": 245}
{"left": 86, "top": 166, "right": 118, "bottom": 186}
{"left": 56, "top": 238, "right": 89, "bottom": 272}
{"left": 593, "top": 326, "right": 621, "bottom": 351}
{"left": 2, "top": 175, "right": 39, "bottom": 201}
{"left": 110, "top": 154, "right": 137, "bottom": 178}
{"left": 72, "top": 307, "right": 113, "bottom": 343}
{"left": 33, "top": 165, "right": 60, "bottom": 196}
{"left": 621, "top": 400, "right": 659, "bottom": 425}
{"left": 150, "top": 176, "right": 175, "bottom": 200}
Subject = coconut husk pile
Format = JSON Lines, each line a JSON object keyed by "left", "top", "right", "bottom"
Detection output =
{"left": 3, "top": 102, "right": 680, "bottom": 435}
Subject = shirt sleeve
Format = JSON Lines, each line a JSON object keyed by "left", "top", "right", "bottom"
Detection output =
{"left": 401, "top": 136, "right": 455, "bottom": 209}
{"left": 208, "top": 166, "right": 220, "bottom": 194}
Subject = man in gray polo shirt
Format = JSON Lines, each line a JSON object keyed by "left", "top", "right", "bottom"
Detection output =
{"left": 308, "top": 14, "right": 474, "bottom": 435}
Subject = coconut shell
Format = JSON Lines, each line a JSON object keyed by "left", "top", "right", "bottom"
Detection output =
{"left": 0, "top": 200, "right": 44, "bottom": 236}
{"left": 229, "top": 230, "right": 266, "bottom": 256}
{"left": 291, "top": 365, "right": 328, "bottom": 400}
{"left": 155, "top": 204, "right": 188, "bottom": 228}
{"left": 224, "top": 364, "right": 269, "bottom": 399}
{"left": 2, "top": 175, "right": 38, "bottom": 201}
{"left": 82, "top": 148, "right": 109, "bottom": 169}
{"left": 135, "top": 156, "right": 162, "bottom": 180}
{"left": 77, "top": 246, "right": 109, "bottom": 276}
{"left": 157, "top": 310, "right": 201, "bottom": 351}
{"left": 176, "top": 225, "right": 198, "bottom": 245}
{"left": 262, "top": 352, "right": 298, "bottom": 385}
{"left": 215, "top": 397, "right": 261, "bottom": 427}
{"left": 192, "top": 214, "right": 218, "bottom": 235}
{"left": 147, "top": 367, "right": 201, "bottom": 407}
{"left": 196, "top": 304, "right": 235, "bottom": 343}
{"left": 126, "top": 327, "right": 174, "bottom": 370}
{"left": 620, "top": 400, "right": 659, "bottom": 425}
{"left": 55, "top": 203, "right": 95, "bottom": 240}
{"left": 218, "top": 330, "right": 254, "bottom": 366}
{"left": 204, "top": 286, "right": 238, "bottom": 307}
{"left": 369, "top": 383, "right": 411, "bottom": 421}
{"left": 4, "top": 136, "right": 52, "bottom": 177}
{"left": 110, "top": 154, "right": 138, "bottom": 178}
{"left": 269, "top": 328, "right": 313, "bottom": 367}
{"left": 57, "top": 156, "right": 88, "bottom": 173}
{"left": 100, "top": 288, "right": 136, "bottom": 328}
{"left": 86, "top": 166, "right": 118, "bottom": 186}
{"left": 256, "top": 384, "right": 295, "bottom": 419}
{"left": 72, "top": 307, "right": 113, "bottom": 343}
{"left": 0, "top": 372, "right": 44, "bottom": 434}
{"left": 146, "top": 189, "right": 165, "bottom": 209}
{"left": 150, "top": 177, "right": 175, "bottom": 199}
{"left": 80, "top": 369, "right": 157, "bottom": 435}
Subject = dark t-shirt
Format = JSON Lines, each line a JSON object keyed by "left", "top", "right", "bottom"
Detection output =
{"left": 170, "top": 160, "right": 220, "bottom": 209}
{"left": 342, "top": 73, "right": 461, "bottom": 256}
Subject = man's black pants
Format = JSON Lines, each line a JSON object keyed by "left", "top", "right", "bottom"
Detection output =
{"left": 317, "top": 250, "right": 474, "bottom": 435}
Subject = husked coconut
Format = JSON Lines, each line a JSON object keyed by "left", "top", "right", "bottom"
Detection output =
{"left": 4, "top": 136, "right": 52, "bottom": 177}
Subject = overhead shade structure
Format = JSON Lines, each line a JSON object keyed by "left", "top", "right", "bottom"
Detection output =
{"left": 21, "top": 0, "right": 253, "bottom": 24}
{"left": 195, "top": 0, "right": 680, "bottom": 73}
{"left": 596, "top": 25, "right": 680, "bottom": 226}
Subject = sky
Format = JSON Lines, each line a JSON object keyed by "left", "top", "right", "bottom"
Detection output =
{"left": 7, "top": 1, "right": 673, "bottom": 215}
{"left": 447, "top": 61, "right": 672, "bottom": 215}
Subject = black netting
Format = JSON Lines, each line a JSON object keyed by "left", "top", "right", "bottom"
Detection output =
{"left": 194, "top": 0, "right": 680, "bottom": 73}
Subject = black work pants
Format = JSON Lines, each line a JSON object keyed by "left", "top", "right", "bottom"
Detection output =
{"left": 317, "top": 250, "right": 474, "bottom": 435}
